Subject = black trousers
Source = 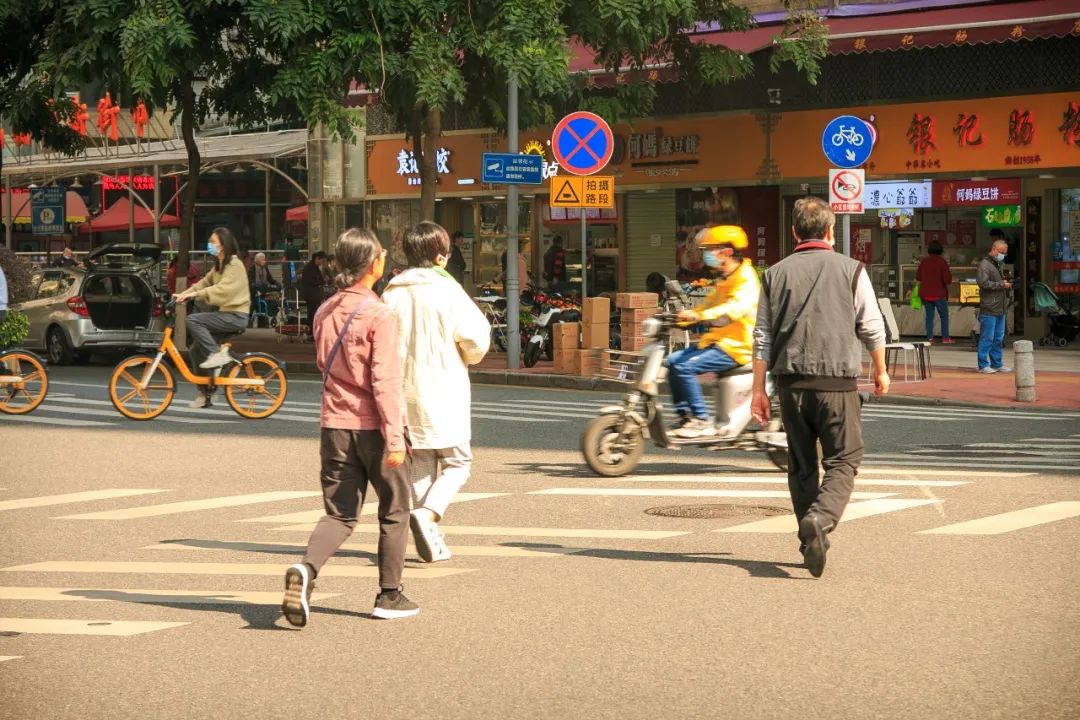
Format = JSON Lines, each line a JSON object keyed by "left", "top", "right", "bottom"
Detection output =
{"left": 778, "top": 388, "right": 865, "bottom": 531}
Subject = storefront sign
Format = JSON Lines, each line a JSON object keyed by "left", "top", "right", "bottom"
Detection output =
{"left": 31, "top": 186, "right": 65, "bottom": 235}
{"left": 864, "top": 181, "right": 932, "bottom": 209}
{"left": 481, "top": 152, "right": 543, "bottom": 185}
{"left": 934, "top": 178, "right": 1021, "bottom": 207}
{"left": 549, "top": 176, "right": 614, "bottom": 208}
{"left": 829, "top": 168, "right": 864, "bottom": 213}
{"left": 879, "top": 209, "right": 914, "bottom": 230}
{"left": 395, "top": 148, "right": 451, "bottom": 186}
{"left": 102, "top": 174, "right": 156, "bottom": 191}
{"left": 981, "top": 204, "right": 1022, "bottom": 227}
{"left": 625, "top": 128, "right": 699, "bottom": 161}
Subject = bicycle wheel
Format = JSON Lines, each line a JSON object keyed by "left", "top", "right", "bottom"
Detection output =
{"left": 0, "top": 351, "right": 49, "bottom": 415}
{"left": 109, "top": 355, "right": 175, "bottom": 420}
{"left": 223, "top": 353, "right": 287, "bottom": 419}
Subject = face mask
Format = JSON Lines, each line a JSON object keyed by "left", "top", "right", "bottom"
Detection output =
{"left": 207, "top": 242, "right": 219, "bottom": 257}
{"left": 994, "top": 253, "right": 1006, "bottom": 262}
{"left": 703, "top": 251, "right": 722, "bottom": 269}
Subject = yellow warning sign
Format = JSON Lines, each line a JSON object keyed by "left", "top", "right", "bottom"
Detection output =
{"left": 549, "top": 175, "right": 615, "bottom": 208}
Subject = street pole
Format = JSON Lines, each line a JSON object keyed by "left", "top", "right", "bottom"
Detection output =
{"left": 506, "top": 76, "right": 520, "bottom": 368}
{"left": 580, "top": 212, "right": 587, "bottom": 298}
{"left": 152, "top": 164, "right": 160, "bottom": 247}
{"left": 4, "top": 173, "right": 11, "bottom": 250}
{"left": 128, "top": 167, "right": 135, "bottom": 241}
{"left": 841, "top": 213, "right": 851, "bottom": 256}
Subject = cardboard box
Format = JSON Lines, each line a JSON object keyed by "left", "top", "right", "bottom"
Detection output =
{"left": 581, "top": 322, "right": 609, "bottom": 350}
{"left": 552, "top": 322, "right": 580, "bottom": 351}
{"left": 620, "top": 321, "right": 645, "bottom": 337}
{"left": 615, "top": 292, "right": 658, "bottom": 310}
{"left": 553, "top": 348, "right": 575, "bottom": 373}
{"left": 573, "top": 349, "right": 602, "bottom": 376}
{"left": 581, "top": 297, "right": 611, "bottom": 325}
{"left": 621, "top": 335, "right": 650, "bottom": 352}
{"left": 620, "top": 308, "right": 653, "bottom": 324}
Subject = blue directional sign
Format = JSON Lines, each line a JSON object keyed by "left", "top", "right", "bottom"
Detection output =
{"left": 822, "top": 115, "right": 874, "bottom": 169}
{"left": 31, "top": 186, "right": 65, "bottom": 235}
{"left": 482, "top": 152, "right": 543, "bottom": 185}
{"left": 552, "top": 111, "right": 614, "bottom": 176}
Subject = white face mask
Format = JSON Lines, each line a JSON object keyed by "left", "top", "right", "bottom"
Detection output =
{"left": 994, "top": 252, "right": 1006, "bottom": 262}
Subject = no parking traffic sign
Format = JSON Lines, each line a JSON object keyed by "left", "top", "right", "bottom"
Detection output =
{"left": 551, "top": 111, "right": 614, "bottom": 176}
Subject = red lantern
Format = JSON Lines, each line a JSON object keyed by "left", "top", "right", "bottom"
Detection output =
{"left": 132, "top": 99, "right": 149, "bottom": 138}
{"left": 97, "top": 91, "right": 113, "bottom": 134}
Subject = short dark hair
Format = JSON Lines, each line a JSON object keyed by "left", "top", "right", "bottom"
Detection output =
{"left": 791, "top": 197, "right": 834, "bottom": 241}
{"left": 311, "top": 251, "right": 327, "bottom": 262}
{"left": 928, "top": 242, "right": 943, "bottom": 255}
{"left": 451, "top": 231, "right": 465, "bottom": 241}
{"left": 403, "top": 221, "right": 450, "bottom": 267}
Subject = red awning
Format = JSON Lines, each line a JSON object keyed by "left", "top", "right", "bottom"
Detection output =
{"left": 77, "top": 196, "right": 180, "bottom": 234}
{"left": 1, "top": 190, "right": 91, "bottom": 225}
{"left": 285, "top": 204, "right": 308, "bottom": 222}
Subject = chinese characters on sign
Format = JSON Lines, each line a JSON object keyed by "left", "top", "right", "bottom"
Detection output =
{"left": 935, "top": 179, "right": 1021, "bottom": 207}
{"left": 982, "top": 205, "right": 1023, "bottom": 228}
{"left": 102, "top": 175, "right": 156, "bottom": 191}
{"left": 1008, "top": 109, "right": 1035, "bottom": 145}
{"left": 755, "top": 226, "right": 768, "bottom": 265}
{"left": 626, "top": 129, "right": 699, "bottom": 161}
{"left": 395, "top": 148, "right": 451, "bottom": 186}
{"left": 907, "top": 114, "right": 936, "bottom": 154}
{"left": 581, "top": 176, "right": 614, "bottom": 208}
{"left": 864, "top": 181, "right": 933, "bottom": 210}
{"left": 953, "top": 113, "right": 983, "bottom": 146}
{"left": 549, "top": 176, "right": 615, "bottom": 209}
{"left": 1060, "top": 101, "right": 1080, "bottom": 147}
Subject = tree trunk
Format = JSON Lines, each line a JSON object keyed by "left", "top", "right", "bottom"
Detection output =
{"left": 420, "top": 106, "right": 441, "bottom": 221}
{"left": 177, "top": 76, "right": 200, "bottom": 277}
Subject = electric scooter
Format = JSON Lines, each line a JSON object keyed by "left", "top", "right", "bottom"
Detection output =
{"left": 523, "top": 290, "right": 581, "bottom": 367}
{"left": 580, "top": 281, "right": 789, "bottom": 477}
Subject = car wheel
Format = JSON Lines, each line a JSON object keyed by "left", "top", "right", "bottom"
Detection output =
{"left": 47, "top": 326, "right": 75, "bottom": 365}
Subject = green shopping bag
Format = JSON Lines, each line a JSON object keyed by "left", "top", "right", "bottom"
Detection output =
{"left": 910, "top": 281, "right": 922, "bottom": 310}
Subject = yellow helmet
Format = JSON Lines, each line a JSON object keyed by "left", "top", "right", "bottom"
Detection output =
{"left": 698, "top": 225, "right": 749, "bottom": 250}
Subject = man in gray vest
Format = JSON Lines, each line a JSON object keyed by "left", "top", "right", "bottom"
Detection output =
{"left": 750, "top": 196, "right": 889, "bottom": 578}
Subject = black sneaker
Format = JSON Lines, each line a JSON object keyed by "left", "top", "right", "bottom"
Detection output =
{"left": 372, "top": 588, "right": 420, "bottom": 620}
{"left": 281, "top": 563, "right": 313, "bottom": 627}
{"left": 798, "top": 512, "right": 833, "bottom": 579}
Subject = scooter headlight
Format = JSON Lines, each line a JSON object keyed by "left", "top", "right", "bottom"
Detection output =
{"left": 641, "top": 317, "right": 662, "bottom": 338}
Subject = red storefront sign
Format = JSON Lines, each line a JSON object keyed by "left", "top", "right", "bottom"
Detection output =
{"left": 934, "top": 178, "right": 1021, "bottom": 207}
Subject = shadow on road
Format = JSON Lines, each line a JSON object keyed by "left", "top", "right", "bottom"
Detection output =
{"left": 507, "top": 462, "right": 783, "bottom": 479}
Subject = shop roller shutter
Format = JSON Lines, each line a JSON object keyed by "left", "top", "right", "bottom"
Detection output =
{"left": 625, "top": 191, "right": 676, "bottom": 292}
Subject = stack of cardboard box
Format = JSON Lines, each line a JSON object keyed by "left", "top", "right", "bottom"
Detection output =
{"left": 552, "top": 322, "right": 579, "bottom": 374}
{"left": 574, "top": 297, "right": 610, "bottom": 376}
{"left": 616, "top": 292, "right": 659, "bottom": 352}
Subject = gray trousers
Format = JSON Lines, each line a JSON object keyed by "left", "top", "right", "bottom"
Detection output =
{"left": 302, "top": 429, "right": 411, "bottom": 590}
{"left": 186, "top": 310, "right": 247, "bottom": 378}
{"left": 778, "top": 389, "right": 864, "bottom": 531}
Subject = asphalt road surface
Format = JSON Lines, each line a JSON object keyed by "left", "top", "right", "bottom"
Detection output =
{"left": 1, "top": 366, "right": 1078, "bottom": 719}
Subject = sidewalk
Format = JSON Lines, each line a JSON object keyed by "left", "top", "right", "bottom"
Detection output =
{"left": 231, "top": 329, "right": 1080, "bottom": 411}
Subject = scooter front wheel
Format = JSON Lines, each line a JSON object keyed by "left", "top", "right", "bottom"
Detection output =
{"left": 523, "top": 339, "right": 542, "bottom": 368}
{"left": 582, "top": 414, "right": 645, "bottom": 477}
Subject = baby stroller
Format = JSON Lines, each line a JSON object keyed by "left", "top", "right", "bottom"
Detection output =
{"left": 1032, "top": 282, "right": 1079, "bottom": 347}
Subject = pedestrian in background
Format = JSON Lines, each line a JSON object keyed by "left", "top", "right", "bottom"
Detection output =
{"left": 301, "top": 251, "right": 328, "bottom": 332}
{"left": 383, "top": 221, "right": 491, "bottom": 563}
{"left": 282, "top": 227, "right": 418, "bottom": 626}
{"left": 447, "top": 231, "right": 467, "bottom": 285}
{"left": 52, "top": 247, "right": 78, "bottom": 268}
{"left": 751, "top": 196, "right": 889, "bottom": 578}
{"left": 916, "top": 241, "right": 953, "bottom": 344}
{"left": 543, "top": 235, "right": 568, "bottom": 292}
{"left": 976, "top": 232, "right": 1012, "bottom": 374}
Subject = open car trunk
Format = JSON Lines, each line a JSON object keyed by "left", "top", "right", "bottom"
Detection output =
{"left": 82, "top": 273, "right": 155, "bottom": 330}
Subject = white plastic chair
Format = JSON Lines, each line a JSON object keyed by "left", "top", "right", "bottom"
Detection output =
{"left": 876, "top": 297, "right": 931, "bottom": 382}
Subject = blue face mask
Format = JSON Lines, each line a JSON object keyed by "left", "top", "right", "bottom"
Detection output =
{"left": 994, "top": 252, "right": 1006, "bottom": 262}
{"left": 703, "top": 251, "right": 722, "bottom": 269}
{"left": 207, "top": 242, "right": 219, "bottom": 257}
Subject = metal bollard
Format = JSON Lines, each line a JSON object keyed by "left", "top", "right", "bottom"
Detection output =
{"left": 1014, "top": 339, "right": 1036, "bottom": 403}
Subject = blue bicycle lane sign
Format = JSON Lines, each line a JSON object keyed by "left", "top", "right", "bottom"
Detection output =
{"left": 822, "top": 115, "right": 874, "bottom": 169}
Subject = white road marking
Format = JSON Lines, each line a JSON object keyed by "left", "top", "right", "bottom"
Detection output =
{"left": 142, "top": 540, "right": 581, "bottom": 558}
{"left": 1, "top": 561, "right": 470, "bottom": 579}
{"left": 905, "top": 447, "right": 1080, "bottom": 457}
{"left": 966, "top": 441, "right": 1080, "bottom": 449}
{"left": 855, "top": 467, "right": 1033, "bottom": 478}
{"left": 0, "top": 489, "right": 167, "bottom": 513}
{"left": 0, "top": 415, "right": 113, "bottom": 427}
{"left": 54, "top": 491, "right": 321, "bottom": 520}
{"left": 0, "top": 618, "right": 188, "bottom": 636}
{"left": 0, "top": 656, "right": 21, "bottom": 662}
{"left": 471, "top": 403, "right": 596, "bottom": 419}
{"left": 0, "top": 586, "right": 340, "bottom": 604}
{"left": 35, "top": 403, "right": 235, "bottom": 425}
{"left": 618, "top": 475, "right": 969, "bottom": 488}
{"left": 270, "top": 524, "right": 690, "bottom": 539}
{"left": 864, "top": 455, "right": 1078, "bottom": 469}
{"left": 529, "top": 488, "right": 896, "bottom": 500}
{"left": 717, "top": 498, "right": 941, "bottom": 533}
{"left": 239, "top": 492, "right": 507, "bottom": 523}
{"left": 917, "top": 501, "right": 1080, "bottom": 535}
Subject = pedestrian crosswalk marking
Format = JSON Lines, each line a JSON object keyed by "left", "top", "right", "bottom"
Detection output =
{"left": 54, "top": 491, "right": 321, "bottom": 521}
{"left": 1, "top": 561, "right": 472, "bottom": 579}
{"left": 0, "top": 618, "right": 189, "bottom": 637}
{"left": 716, "top": 499, "right": 941, "bottom": 534}
{"left": 916, "top": 501, "right": 1080, "bottom": 535}
{"left": 141, "top": 540, "right": 582, "bottom": 559}
{"left": 36, "top": 403, "right": 235, "bottom": 425}
{"left": 906, "top": 448, "right": 1080, "bottom": 457}
{"left": 618, "top": 475, "right": 969, "bottom": 488}
{"left": 0, "top": 586, "right": 341, "bottom": 605}
{"left": 238, "top": 492, "right": 507, "bottom": 524}
{"left": 529, "top": 488, "right": 897, "bottom": 500}
{"left": 270, "top": 524, "right": 691, "bottom": 539}
{"left": 864, "top": 456, "right": 1076, "bottom": 471}
{"left": 471, "top": 403, "right": 597, "bottom": 419}
{"left": 0, "top": 414, "right": 114, "bottom": 427}
{"left": 0, "top": 489, "right": 168, "bottom": 513}
{"left": 0, "top": 656, "right": 21, "bottom": 663}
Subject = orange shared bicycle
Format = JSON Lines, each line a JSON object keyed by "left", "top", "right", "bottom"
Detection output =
{"left": 0, "top": 348, "right": 49, "bottom": 415}
{"left": 108, "top": 304, "right": 287, "bottom": 421}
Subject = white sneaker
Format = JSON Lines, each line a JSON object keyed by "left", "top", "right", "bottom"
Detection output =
{"left": 674, "top": 418, "right": 718, "bottom": 439}
{"left": 994, "top": 365, "right": 1013, "bottom": 373}
{"left": 188, "top": 392, "right": 211, "bottom": 409}
{"left": 410, "top": 510, "right": 452, "bottom": 563}
{"left": 199, "top": 348, "right": 235, "bottom": 369}
{"left": 977, "top": 367, "right": 997, "bottom": 374}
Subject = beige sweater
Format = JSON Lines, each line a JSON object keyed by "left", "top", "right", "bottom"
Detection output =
{"left": 189, "top": 256, "right": 250, "bottom": 314}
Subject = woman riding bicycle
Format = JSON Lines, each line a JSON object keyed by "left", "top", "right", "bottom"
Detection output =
{"left": 173, "top": 227, "right": 250, "bottom": 408}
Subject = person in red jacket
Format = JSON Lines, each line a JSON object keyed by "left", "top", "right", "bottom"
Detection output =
{"left": 916, "top": 242, "right": 953, "bottom": 344}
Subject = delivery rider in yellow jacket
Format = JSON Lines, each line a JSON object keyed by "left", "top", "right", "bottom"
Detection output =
{"left": 668, "top": 225, "right": 760, "bottom": 438}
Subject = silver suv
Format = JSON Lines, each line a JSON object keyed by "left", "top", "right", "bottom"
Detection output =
{"left": 15, "top": 242, "right": 166, "bottom": 365}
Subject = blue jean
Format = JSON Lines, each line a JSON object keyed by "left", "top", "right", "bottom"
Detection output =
{"left": 923, "top": 299, "right": 949, "bottom": 340}
{"left": 667, "top": 345, "right": 740, "bottom": 419}
{"left": 977, "top": 312, "right": 1006, "bottom": 369}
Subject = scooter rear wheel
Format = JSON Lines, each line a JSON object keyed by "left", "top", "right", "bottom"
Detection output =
{"left": 582, "top": 414, "right": 645, "bottom": 477}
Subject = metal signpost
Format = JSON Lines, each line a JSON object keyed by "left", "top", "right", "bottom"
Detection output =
{"left": 551, "top": 111, "right": 614, "bottom": 300}
{"left": 821, "top": 116, "right": 874, "bottom": 256}
{"left": 31, "top": 186, "right": 65, "bottom": 236}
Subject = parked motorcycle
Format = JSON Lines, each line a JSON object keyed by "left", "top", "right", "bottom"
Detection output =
{"left": 580, "top": 281, "right": 788, "bottom": 476}
{"left": 523, "top": 290, "right": 581, "bottom": 367}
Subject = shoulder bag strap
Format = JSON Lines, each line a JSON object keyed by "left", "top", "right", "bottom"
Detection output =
{"left": 322, "top": 297, "right": 374, "bottom": 386}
